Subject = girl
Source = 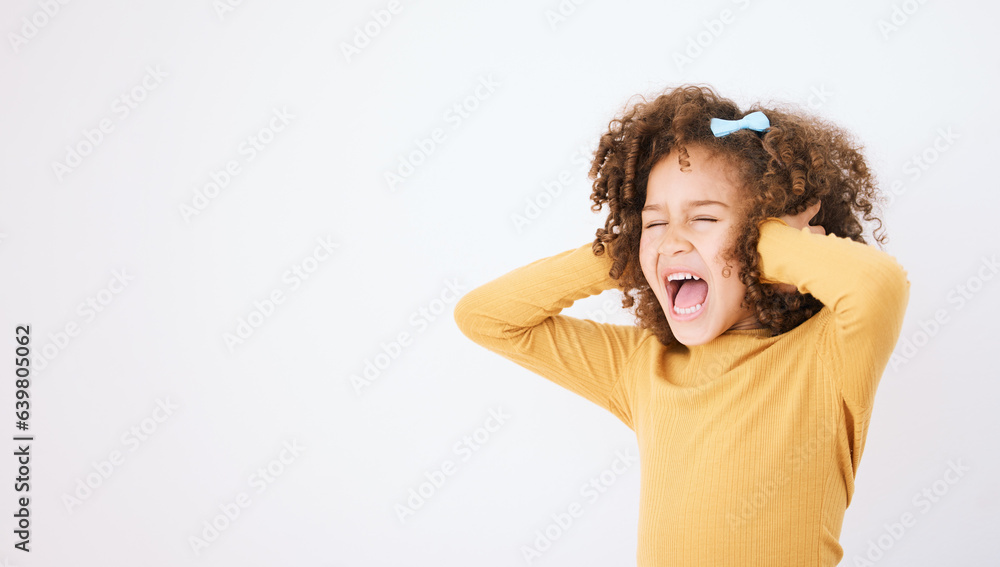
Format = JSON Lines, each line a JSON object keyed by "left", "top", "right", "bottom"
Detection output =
{"left": 453, "top": 84, "right": 910, "bottom": 566}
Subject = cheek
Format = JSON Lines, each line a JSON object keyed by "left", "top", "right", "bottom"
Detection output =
{"left": 638, "top": 231, "right": 653, "bottom": 251}
{"left": 716, "top": 270, "right": 748, "bottom": 303}
{"left": 639, "top": 257, "right": 661, "bottom": 291}
{"left": 639, "top": 254, "right": 655, "bottom": 285}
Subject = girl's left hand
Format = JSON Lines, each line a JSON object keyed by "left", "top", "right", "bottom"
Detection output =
{"left": 772, "top": 200, "right": 826, "bottom": 294}
{"left": 779, "top": 199, "right": 824, "bottom": 234}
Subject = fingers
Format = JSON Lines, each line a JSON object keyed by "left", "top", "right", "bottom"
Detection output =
{"left": 805, "top": 198, "right": 821, "bottom": 220}
{"left": 778, "top": 199, "right": 821, "bottom": 229}
{"left": 774, "top": 282, "right": 797, "bottom": 294}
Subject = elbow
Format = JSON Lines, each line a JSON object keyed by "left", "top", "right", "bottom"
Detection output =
{"left": 884, "top": 257, "right": 911, "bottom": 304}
{"left": 453, "top": 289, "right": 482, "bottom": 340}
{"left": 453, "top": 287, "right": 530, "bottom": 351}
{"left": 867, "top": 256, "right": 911, "bottom": 324}
{"left": 452, "top": 287, "right": 502, "bottom": 344}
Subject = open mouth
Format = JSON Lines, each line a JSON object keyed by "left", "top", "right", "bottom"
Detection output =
{"left": 665, "top": 273, "right": 709, "bottom": 320}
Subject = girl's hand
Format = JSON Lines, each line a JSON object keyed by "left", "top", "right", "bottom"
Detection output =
{"left": 771, "top": 200, "right": 826, "bottom": 294}
{"left": 779, "top": 199, "right": 824, "bottom": 234}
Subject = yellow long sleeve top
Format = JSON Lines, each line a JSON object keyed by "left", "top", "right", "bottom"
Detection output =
{"left": 453, "top": 217, "right": 911, "bottom": 566}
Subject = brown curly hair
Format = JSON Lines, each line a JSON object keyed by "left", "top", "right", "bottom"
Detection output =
{"left": 588, "top": 83, "right": 888, "bottom": 346}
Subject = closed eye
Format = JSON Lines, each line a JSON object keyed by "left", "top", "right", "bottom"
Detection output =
{"left": 643, "top": 218, "right": 717, "bottom": 229}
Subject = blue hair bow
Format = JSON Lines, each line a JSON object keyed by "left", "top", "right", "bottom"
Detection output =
{"left": 710, "top": 111, "right": 770, "bottom": 137}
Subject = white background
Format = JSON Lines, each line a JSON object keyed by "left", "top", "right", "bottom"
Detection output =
{"left": 1, "top": 0, "right": 998, "bottom": 565}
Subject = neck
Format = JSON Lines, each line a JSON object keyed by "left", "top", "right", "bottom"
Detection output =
{"left": 728, "top": 318, "right": 765, "bottom": 331}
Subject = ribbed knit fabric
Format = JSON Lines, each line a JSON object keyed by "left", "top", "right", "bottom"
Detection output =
{"left": 453, "top": 217, "right": 910, "bottom": 566}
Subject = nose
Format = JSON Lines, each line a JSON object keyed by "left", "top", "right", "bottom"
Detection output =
{"left": 656, "top": 224, "right": 692, "bottom": 256}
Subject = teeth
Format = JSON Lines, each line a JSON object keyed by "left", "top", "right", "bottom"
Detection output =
{"left": 667, "top": 272, "right": 701, "bottom": 282}
{"left": 665, "top": 271, "right": 705, "bottom": 317}
{"left": 673, "top": 302, "right": 704, "bottom": 315}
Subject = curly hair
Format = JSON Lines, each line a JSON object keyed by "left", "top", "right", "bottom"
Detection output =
{"left": 588, "top": 83, "right": 887, "bottom": 347}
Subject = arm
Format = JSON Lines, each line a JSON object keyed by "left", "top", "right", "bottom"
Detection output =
{"left": 453, "top": 241, "right": 646, "bottom": 429}
{"left": 756, "top": 218, "right": 911, "bottom": 470}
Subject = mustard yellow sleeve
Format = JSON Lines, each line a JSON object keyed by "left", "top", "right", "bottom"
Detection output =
{"left": 756, "top": 217, "right": 911, "bottom": 413}
{"left": 453, "top": 242, "right": 646, "bottom": 429}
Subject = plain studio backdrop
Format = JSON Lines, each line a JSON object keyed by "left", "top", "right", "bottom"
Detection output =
{"left": 1, "top": 0, "right": 997, "bottom": 565}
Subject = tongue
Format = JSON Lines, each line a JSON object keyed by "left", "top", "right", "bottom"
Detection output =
{"left": 675, "top": 279, "right": 708, "bottom": 308}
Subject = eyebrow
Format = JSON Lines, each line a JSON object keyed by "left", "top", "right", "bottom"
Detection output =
{"left": 641, "top": 200, "right": 730, "bottom": 213}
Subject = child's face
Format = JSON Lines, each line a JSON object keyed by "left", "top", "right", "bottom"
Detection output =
{"left": 639, "top": 144, "right": 761, "bottom": 346}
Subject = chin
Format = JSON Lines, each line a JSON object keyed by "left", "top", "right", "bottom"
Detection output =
{"left": 665, "top": 313, "right": 721, "bottom": 346}
{"left": 671, "top": 327, "right": 720, "bottom": 347}
{"left": 659, "top": 289, "right": 722, "bottom": 346}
